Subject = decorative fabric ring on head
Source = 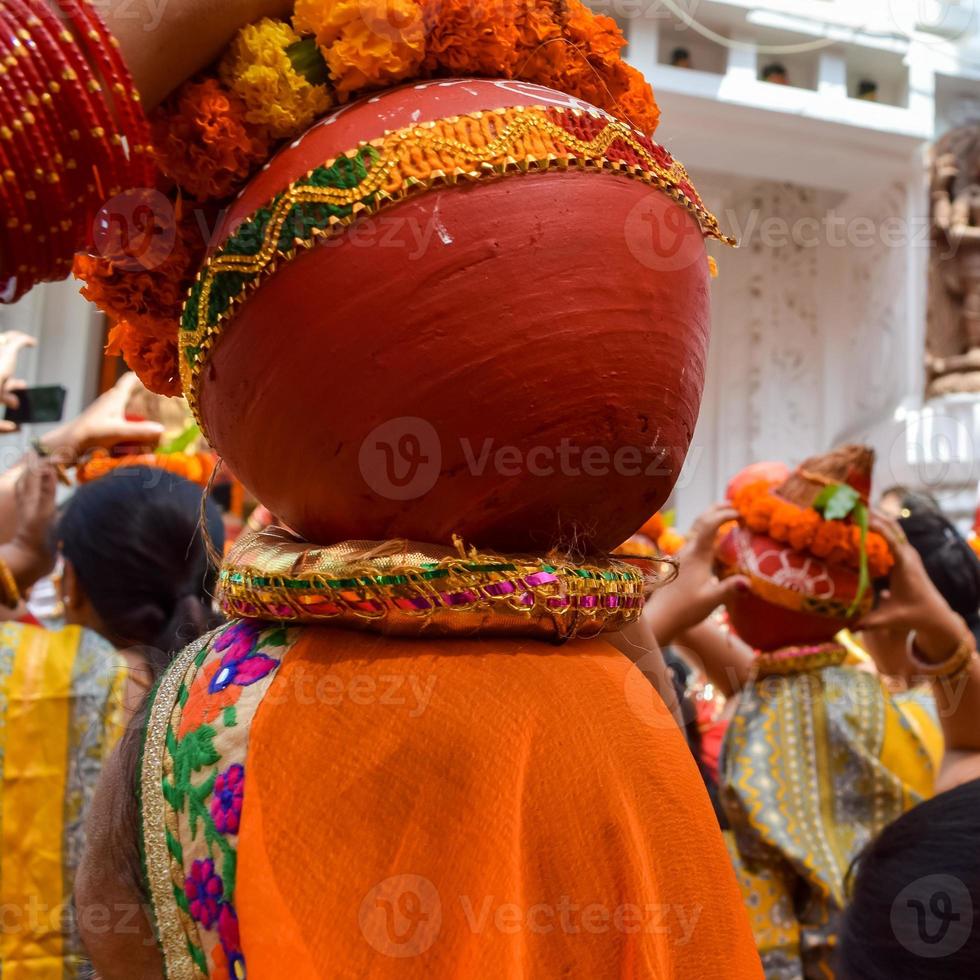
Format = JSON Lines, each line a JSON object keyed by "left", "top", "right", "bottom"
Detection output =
{"left": 218, "top": 527, "right": 647, "bottom": 641}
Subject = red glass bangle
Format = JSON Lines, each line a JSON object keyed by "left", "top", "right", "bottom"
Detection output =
{"left": 11, "top": 0, "right": 115, "bottom": 247}
{"left": 0, "top": 8, "right": 74, "bottom": 276}
{"left": 57, "top": 0, "right": 154, "bottom": 188}
{"left": 19, "top": 0, "right": 119, "bottom": 199}
{"left": 0, "top": 39, "right": 43, "bottom": 288}
{"left": 1, "top": 1, "right": 91, "bottom": 277}
{"left": 7, "top": 5, "right": 83, "bottom": 199}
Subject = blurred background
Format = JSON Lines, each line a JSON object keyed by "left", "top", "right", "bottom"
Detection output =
{"left": 5, "top": 0, "right": 980, "bottom": 530}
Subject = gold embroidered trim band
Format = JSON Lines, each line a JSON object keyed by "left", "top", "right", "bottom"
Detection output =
{"left": 218, "top": 527, "right": 648, "bottom": 641}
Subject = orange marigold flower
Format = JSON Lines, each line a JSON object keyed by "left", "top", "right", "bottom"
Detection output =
{"left": 298, "top": 0, "right": 425, "bottom": 99}
{"left": 423, "top": 0, "right": 521, "bottom": 76}
{"left": 151, "top": 78, "right": 270, "bottom": 201}
{"left": 865, "top": 532, "right": 895, "bottom": 578}
{"left": 74, "top": 211, "right": 206, "bottom": 336}
{"left": 564, "top": 0, "right": 625, "bottom": 68}
{"left": 768, "top": 501, "right": 800, "bottom": 543}
{"left": 78, "top": 451, "right": 215, "bottom": 486}
{"left": 788, "top": 509, "right": 821, "bottom": 551}
{"left": 614, "top": 61, "right": 661, "bottom": 135}
{"left": 515, "top": 0, "right": 562, "bottom": 63}
{"left": 640, "top": 512, "right": 666, "bottom": 542}
{"left": 744, "top": 496, "right": 777, "bottom": 534}
{"left": 658, "top": 528, "right": 686, "bottom": 557}
{"left": 811, "top": 521, "right": 841, "bottom": 560}
{"left": 105, "top": 320, "right": 182, "bottom": 397}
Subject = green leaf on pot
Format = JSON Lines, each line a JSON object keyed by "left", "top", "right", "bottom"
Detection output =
{"left": 814, "top": 483, "right": 860, "bottom": 522}
{"left": 158, "top": 423, "right": 200, "bottom": 456}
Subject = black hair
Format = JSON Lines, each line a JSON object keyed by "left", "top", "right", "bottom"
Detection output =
{"left": 839, "top": 778, "right": 980, "bottom": 978}
{"left": 57, "top": 466, "right": 225, "bottom": 672}
{"left": 762, "top": 63, "right": 788, "bottom": 78}
{"left": 899, "top": 506, "right": 980, "bottom": 641}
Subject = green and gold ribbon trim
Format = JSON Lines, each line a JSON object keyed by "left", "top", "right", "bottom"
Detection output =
{"left": 179, "top": 103, "right": 732, "bottom": 419}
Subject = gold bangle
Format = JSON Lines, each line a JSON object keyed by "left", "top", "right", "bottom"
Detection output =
{"left": 908, "top": 629, "right": 978, "bottom": 680}
{"left": 0, "top": 558, "right": 21, "bottom": 610}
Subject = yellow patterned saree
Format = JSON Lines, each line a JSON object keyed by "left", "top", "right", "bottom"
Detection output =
{"left": 721, "top": 646, "right": 942, "bottom": 979}
{"left": 0, "top": 622, "right": 128, "bottom": 978}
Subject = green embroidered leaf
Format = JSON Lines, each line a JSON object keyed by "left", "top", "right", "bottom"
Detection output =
{"left": 189, "top": 940, "right": 208, "bottom": 974}
{"left": 223, "top": 705, "right": 237, "bottom": 728}
{"left": 814, "top": 483, "right": 860, "bottom": 522}
{"left": 174, "top": 884, "right": 190, "bottom": 916}
{"left": 259, "top": 627, "right": 287, "bottom": 650}
{"left": 168, "top": 724, "right": 221, "bottom": 817}
{"left": 162, "top": 780, "right": 181, "bottom": 811}
{"left": 165, "top": 828, "right": 184, "bottom": 866}
{"left": 187, "top": 774, "right": 218, "bottom": 839}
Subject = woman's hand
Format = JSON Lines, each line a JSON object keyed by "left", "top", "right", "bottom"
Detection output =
{"left": 41, "top": 373, "right": 164, "bottom": 463}
{"left": 3, "top": 454, "right": 59, "bottom": 592}
{"left": 0, "top": 331, "right": 36, "bottom": 434}
{"left": 859, "top": 513, "right": 967, "bottom": 663}
{"left": 644, "top": 504, "right": 748, "bottom": 646}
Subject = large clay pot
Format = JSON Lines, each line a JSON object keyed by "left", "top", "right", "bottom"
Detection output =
{"left": 717, "top": 527, "right": 859, "bottom": 651}
{"left": 195, "top": 79, "right": 712, "bottom": 551}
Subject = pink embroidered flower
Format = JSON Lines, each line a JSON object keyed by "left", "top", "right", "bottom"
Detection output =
{"left": 213, "top": 620, "right": 260, "bottom": 660}
{"left": 211, "top": 764, "right": 245, "bottom": 835}
{"left": 185, "top": 859, "right": 223, "bottom": 928}
{"left": 218, "top": 904, "right": 245, "bottom": 977}
{"left": 209, "top": 621, "right": 278, "bottom": 694}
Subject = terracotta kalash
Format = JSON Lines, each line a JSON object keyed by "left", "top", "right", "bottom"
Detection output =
{"left": 183, "top": 79, "right": 726, "bottom": 551}
{"left": 717, "top": 445, "right": 895, "bottom": 653}
{"left": 74, "top": 5, "right": 763, "bottom": 978}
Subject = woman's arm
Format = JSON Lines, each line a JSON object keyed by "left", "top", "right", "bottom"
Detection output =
{"left": 0, "top": 372, "right": 163, "bottom": 544}
{"left": 860, "top": 515, "right": 980, "bottom": 793}
{"left": 643, "top": 504, "right": 748, "bottom": 647}
{"left": 673, "top": 619, "right": 755, "bottom": 699}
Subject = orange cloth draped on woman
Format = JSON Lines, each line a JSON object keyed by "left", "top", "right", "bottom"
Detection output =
{"left": 141, "top": 623, "right": 764, "bottom": 978}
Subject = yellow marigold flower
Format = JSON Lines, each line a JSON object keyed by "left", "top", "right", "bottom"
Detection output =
{"left": 220, "top": 18, "right": 332, "bottom": 139}
{"left": 295, "top": 0, "right": 425, "bottom": 100}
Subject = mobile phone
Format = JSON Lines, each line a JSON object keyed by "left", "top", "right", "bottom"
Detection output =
{"left": 5, "top": 385, "right": 67, "bottom": 425}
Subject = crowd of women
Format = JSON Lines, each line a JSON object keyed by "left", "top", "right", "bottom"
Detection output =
{"left": 0, "top": 321, "right": 977, "bottom": 977}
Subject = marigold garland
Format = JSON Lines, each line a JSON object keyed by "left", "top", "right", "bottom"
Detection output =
{"left": 77, "top": 450, "right": 216, "bottom": 486}
{"left": 151, "top": 79, "right": 271, "bottom": 203}
{"left": 76, "top": 0, "right": 670, "bottom": 396}
{"left": 732, "top": 480, "right": 894, "bottom": 579}
{"left": 75, "top": 207, "right": 210, "bottom": 396}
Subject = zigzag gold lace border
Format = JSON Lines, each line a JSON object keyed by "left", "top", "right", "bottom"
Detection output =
{"left": 179, "top": 104, "right": 733, "bottom": 421}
